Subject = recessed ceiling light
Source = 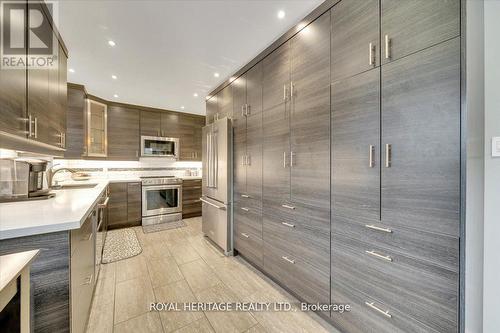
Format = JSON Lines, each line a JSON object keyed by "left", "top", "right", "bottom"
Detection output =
{"left": 214, "top": 73, "right": 220, "bottom": 78}
{"left": 205, "top": 96, "right": 210, "bottom": 100}
{"left": 111, "top": 75, "right": 117, "bottom": 80}
{"left": 113, "top": 94, "right": 119, "bottom": 98}
{"left": 193, "top": 93, "right": 199, "bottom": 97}
{"left": 108, "top": 40, "right": 116, "bottom": 47}
{"left": 181, "top": 106, "right": 185, "bottom": 110}
{"left": 68, "top": 68, "right": 75, "bottom": 73}
{"left": 277, "top": 10, "right": 285, "bottom": 19}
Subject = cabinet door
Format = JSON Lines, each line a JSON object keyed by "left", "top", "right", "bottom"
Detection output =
{"left": 160, "top": 112, "right": 179, "bottom": 138}
{"left": 381, "top": 38, "right": 460, "bottom": 237}
{"left": 381, "top": 0, "right": 460, "bottom": 64}
{"left": 205, "top": 95, "right": 218, "bottom": 124}
{"left": 193, "top": 117, "right": 204, "bottom": 161}
{"left": 332, "top": 69, "right": 380, "bottom": 224}
{"left": 87, "top": 100, "right": 107, "bottom": 157}
{"left": 232, "top": 75, "right": 247, "bottom": 197}
{"left": 331, "top": 0, "right": 379, "bottom": 81}
{"left": 140, "top": 110, "right": 161, "bottom": 136}
{"left": 108, "top": 182, "right": 128, "bottom": 229}
{"left": 127, "top": 182, "right": 142, "bottom": 224}
{"left": 66, "top": 86, "right": 86, "bottom": 158}
{"left": 177, "top": 114, "right": 197, "bottom": 161}
{"left": 0, "top": 2, "right": 27, "bottom": 138}
{"left": 217, "top": 85, "right": 233, "bottom": 120}
{"left": 107, "top": 105, "right": 140, "bottom": 160}
{"left": 58, "top": 45, "right": 68, "bottom": 144}
{"left": 262, "top": 42, "right": 291, "bottom": 203}
{"left": 290, "top": 13, "right": 330, "bottom": 209}
{"left": 245, "top": 63, "right": 263, "bottom": 201}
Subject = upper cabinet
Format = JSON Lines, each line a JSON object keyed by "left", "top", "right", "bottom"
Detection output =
{"left": 331, "top": 0, "right": 380, "bottom": 81}
{"left": 205, "top": 95, "right": 218, "bottom": 124}
{"left": 86, "top": 99, "right": 107, "bottom": 157}
{"left": 140, "top": 111, "right": 161, "bottom": 137}
{"left": 380, "top": 0, "right": 460, "bottom": 64}
{"left": 0, "top": 1, "right": 68, "bottom": 154}
{"left": 107, "top": 105, "right": 140, "bottom": 160}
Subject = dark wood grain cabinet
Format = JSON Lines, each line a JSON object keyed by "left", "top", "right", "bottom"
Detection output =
{"left": 182, "top": 179, "right": 202, "bottom": 218}
{"left": 64, "top": 85, "right": 86, "bottom": 158}
{"left": 108, "top": 105, "right": 140, "bottom": 160}
{"left": 208, "top": 0, "right": 462, "bottom": 331}
{"left": 140, "top": 111, "right": 162, "bottom": 137}
{"left": 108, "top": 182, "right": 141, "bottom": 229}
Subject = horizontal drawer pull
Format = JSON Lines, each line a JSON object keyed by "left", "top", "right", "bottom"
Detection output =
{"left": 281, "top": 222, "right": 295, "bottom": 228}
{"left": 365, "top": 224, "right": 392, "bottom": 233}
{"left": 82, "top": 274, "right": 93, "bottom": 286}
{"left": 365, "top": 250, "right": 393, "bottom": 262}
{"left": 281, "top": 204, "right": 295, "bottom": 210}
{"left": 241, "top": 194, "right": 251, "bottom": 198}
{"left": 365, "top": 301, "right": 392, "bottom": 318}
{"left": 241, "top": 233, "right": 250, "bottom": 238}
{"left": 241, "top": 207, "right": 250, "bottom": 212}
{"left": 281, "top": 256, "right": 295, "bottom": 264}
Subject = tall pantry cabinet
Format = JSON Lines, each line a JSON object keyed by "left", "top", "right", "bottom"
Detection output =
{"left": 330, "top": 0, "right": 460, "bottom": 332}
{"left": 208, "top": 0, "right": 462, "bottom": 331}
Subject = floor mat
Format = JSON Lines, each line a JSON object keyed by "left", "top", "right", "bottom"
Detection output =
{"left": 102, "top": 228, "right": 142, "bottom": 263}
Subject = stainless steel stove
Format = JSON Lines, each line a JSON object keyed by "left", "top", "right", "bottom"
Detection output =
{"left": 141, "top": 176, "right": 182, "bottom": 225}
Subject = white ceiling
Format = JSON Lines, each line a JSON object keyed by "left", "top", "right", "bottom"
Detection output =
{"left": 57, "top": 0, "right": 324, "bottom": 115}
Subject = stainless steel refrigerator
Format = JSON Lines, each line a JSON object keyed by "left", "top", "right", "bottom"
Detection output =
{"left": 201, "top": 117, "right": 232, "bottom": 255}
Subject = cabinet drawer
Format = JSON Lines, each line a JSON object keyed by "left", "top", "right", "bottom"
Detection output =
{"left": 263, "top": 242, "right": 329, "bottom": 304}
{"left": 234, "top": 201, "right": 262, "bottom": 236}
{"left": 331, "top": 234, "right": 458, "bottom": 333}
{"left": 332, "top": 214, "right": 459, "bottom": 272}
{"left": 234, "top": 221, "right": 263, "bottom": 267}
{"left": 182, "top": 200, "right": 202, "bottom": 217}
{"left": 183, "top": 188, "right": 202, "bottom": 201}
{"left": 182, "top": 179, "right": 202, "bottom": 188}
{"left": 70, "top": 212, "right": 94, "bottom": 256}
{"left": 262, "top": 200, "right": 329, "bottom": 273}
{"left": 331, "top": 280, "right": 435, "bottom": 333}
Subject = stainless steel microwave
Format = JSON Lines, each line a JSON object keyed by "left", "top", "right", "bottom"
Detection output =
{"left": 141, "top": 136, "right": 179, "bottom": 158}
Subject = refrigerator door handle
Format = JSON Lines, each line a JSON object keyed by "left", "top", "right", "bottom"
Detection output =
{"left": 200, "top": 197, "right": 226, "bottom": 210}
{"left": 213, "top": 131, "right": 218, "bottom": 189}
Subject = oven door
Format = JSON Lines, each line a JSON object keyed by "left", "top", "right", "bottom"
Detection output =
{"left": 141, "top": 136, "right": 179, "bottom": 158}
{"left": 142, "top": 184, "right": 182, "bottom": 217}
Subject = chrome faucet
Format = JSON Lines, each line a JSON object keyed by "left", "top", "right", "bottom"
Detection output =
{"left": 47, "top": 164, "right": 77, "bottom": 188}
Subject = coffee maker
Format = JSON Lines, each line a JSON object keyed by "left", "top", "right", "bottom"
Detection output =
{"left": 26, "top": 160, "right": 50, "bottom": 197}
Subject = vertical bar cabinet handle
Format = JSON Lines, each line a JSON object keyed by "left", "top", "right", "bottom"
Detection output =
{"left": 385, "top": 35, "right": 391, "bottom": 59}
{"left": 34, "top": 117, "right": 38, "bottom": 138}
{"left": 369, "top": 42, "right": 375, "bottom": 66}
{"left": 28, "top": 114, "right": 33, "bottom": 137}
{"left": 290, "top": 81, "right": 293, "bottom": 98}
{"left": 385, "top": 144, "right": 391, "bottom": 168}
{"left": 369, "top": 145, "right": 374, "bottom": 168}
{"left": 283, "top": 152, "right": 287, "bottom": 168}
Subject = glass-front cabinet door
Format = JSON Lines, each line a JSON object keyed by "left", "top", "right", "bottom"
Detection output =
{"left": 86, "top": 99, "right": 107, "bottom": 157}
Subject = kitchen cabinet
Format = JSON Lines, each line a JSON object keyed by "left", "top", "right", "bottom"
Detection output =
{"left": 65, "top": 84, "right": 86, "bottom": 158}
{"left": 182, "top": 179, "right": 202, "bottom": 218}
{"left": 86, "top": 99, "right": 107, "bottom": 157}
{"left": 140, "top": 111, "right": 162, "bottom": 137}
{"left": 217, "top": 85, "right": 233, "bottom": 120}
{"left": 108, "top": 182, "right": 142, "bottom": 229}
{"left": 380, "top": 0, "right": 460, "bottom": 64}
{"left": 178, "top": 115, "right": 204, "bottom": 161}
{"left": 331, "top": 0, "right": 380, "bottom": 81}
{"left": 261, "top": 12, "right": 331, "bottom": 305}
{"left": 108, "top": 105, "right": 140, "bottom": 160}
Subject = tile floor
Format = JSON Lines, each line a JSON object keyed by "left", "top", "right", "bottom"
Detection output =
{"left": 87, "top": 217, "right": 338, "bottom": 333}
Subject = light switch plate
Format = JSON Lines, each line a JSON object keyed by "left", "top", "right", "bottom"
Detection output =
{"left": 492, "top": 137, "right": 500, "bottom": 157}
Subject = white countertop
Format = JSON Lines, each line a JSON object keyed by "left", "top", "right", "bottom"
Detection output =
{"left": 0, "top": 250, "right": 39, "bottom": 292}
{"left": 0, "top": 180, "right": 108, "bottom": 240}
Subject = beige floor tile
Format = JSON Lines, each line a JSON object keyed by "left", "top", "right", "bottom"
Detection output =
{"left": 115, "top": 255, "right": 148, "bottom": 283}
{"left": 147, "top": 256, "right": 184, "bottom": 288}
{"left": 196, "top": 284, "right": 257, "bottom": 333}
{"left": 244, "top": 324, "right": 268, "bottom": 333}
{"left": 114, "top": 276, "right": 155, "bottom": 324}
{"left": 99, "top": 262, "right": 116, "bottom": 281}
{"left": 94, "top": 275, "right": 115, "bottom": 301}
{"left": 179, "top": 259, "right": 221, "bottom": 293}
{"left": 154, "top": 280, "right": 204, "bottom": 332}
{"left": 142, "top": 241, "right": 172, "bottom": 260}
{"left": 188, "top": 237, "right": 225, "bottom": 265}
{"left": 114, "top": 312, "right": 163, "bottom": 333}
{"left": 169, "top": 243, "right": 201, "bottom": 265}
{"left": 87, "top": 293, "right": 114, "bottom": 333}
{"left": 172, "top": 316, "right": 214, "bottom": 333}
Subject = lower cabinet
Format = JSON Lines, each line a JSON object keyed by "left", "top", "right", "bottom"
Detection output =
{"left": 182, "top": 179, "right": 202, "bottom": 218}
{"left": 108, "top": 182, "right": 142, "bottom": 229}
{"left": 233, "top": 199, "right": 263, "bottom": 268}
{"left": 70, "top": 210, "right": 97, "bottom": 333}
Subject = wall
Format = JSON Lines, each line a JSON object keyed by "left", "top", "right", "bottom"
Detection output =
{"left": 483, "top": 0, "right": 500, "bottom": 331}
{"left": 465, "top": 1, "right": 485, "bottom": 332}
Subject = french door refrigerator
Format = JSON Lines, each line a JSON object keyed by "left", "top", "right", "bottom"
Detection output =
{"left": 201, "top": 117, "right": 232, "bottom": 255}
